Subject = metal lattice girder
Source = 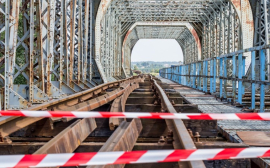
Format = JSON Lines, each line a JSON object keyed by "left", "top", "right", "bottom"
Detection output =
{"left": 95, "top": 0, "right": 255, "bottom": 82}
{"left": 1, "top": 0, "right": 270, "bottom": 110}
{"left": 1, "top": 0, "right": 101, "bottom": 110}
{"left": 120, "top": 22, "right": 201, "bottom": 75}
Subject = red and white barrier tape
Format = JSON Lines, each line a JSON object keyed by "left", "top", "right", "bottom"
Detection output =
{"left": 0, "top": 110, "right": 270, "bottom": 120}
{"left": 2, "top": 148, "right": 270, "bottom": 167}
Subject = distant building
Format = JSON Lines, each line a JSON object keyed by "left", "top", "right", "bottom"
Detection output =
{"left": 164, "top": 64, "right": 170, "bottom": 68}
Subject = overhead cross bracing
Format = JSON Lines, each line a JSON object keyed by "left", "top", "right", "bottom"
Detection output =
{"left": 108, "top": 0, "right": 226, "bottom": 22}
{"left": 121, "top": 23, "right": 201, "bottom": 73}
{"left": 95, "top": 0, "right": 254, "bottom": 82}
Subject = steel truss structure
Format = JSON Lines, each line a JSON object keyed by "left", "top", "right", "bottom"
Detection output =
{"left": 0, "top": 0, "right": 269, "bottom": 110}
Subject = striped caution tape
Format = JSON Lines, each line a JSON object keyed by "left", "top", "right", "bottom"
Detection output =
{"left": 1, "top": 148, "right": 270, "bottom": 167}
{"left": 0, "top": 110, "right": 270, "bottom": 120}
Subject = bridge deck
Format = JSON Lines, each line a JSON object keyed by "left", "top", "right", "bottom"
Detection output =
{"left": 157, "top": 76, "right": 270, "bottom": 167}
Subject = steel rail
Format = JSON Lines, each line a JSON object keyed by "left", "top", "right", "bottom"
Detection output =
{"left": 109, "top": 76, "right": 143, "bottom": 130}
{"left": 86, "top": 76, "right": 144, "bottom": 168}
{"left": 150, "top": 75, "right": 206, "bottom": 168}
{"left": 0, "top": 76, "right": 142, "bottom": 140}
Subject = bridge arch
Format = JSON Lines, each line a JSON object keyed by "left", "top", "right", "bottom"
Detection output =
{"left": 95, "top": 0, "right": 254, "bottom": 82}
{"left": 122, "top": 22, "right": 201, "bottom": 75}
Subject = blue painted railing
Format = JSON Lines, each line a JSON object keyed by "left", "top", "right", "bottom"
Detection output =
{"left": 160, "top": 44, "right": 270, "bottom": 112}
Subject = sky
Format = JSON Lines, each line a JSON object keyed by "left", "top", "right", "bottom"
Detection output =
{"left": 131, "top": 39, "right": 184, "bottom": 62}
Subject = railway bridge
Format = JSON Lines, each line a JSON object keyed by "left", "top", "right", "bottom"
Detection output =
{"left": 0, "top": 0, "right": 270, "bottom": 168}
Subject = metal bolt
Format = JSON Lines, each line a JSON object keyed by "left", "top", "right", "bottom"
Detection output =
{"left": 194, "top": 132, "right": 200, "bottom": 142}
{"left": 187, "top": 129, "right": 194, "bottom": 139}
{"left": 159, "top": 136, "right": 165, "bottom": 143}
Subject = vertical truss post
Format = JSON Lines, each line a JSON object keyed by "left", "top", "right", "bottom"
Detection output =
{"left": 4, "top": 0, "right": 20, "bottom": 110}
{"left": 60, "top": 0, "right": 66, "bottom": 88}
{"left": 4, "top": 0, "right": 10, "bottom": 110}
{"left": 260, "top": 49, "right": 266, "bottom": 112}
{"left": 219, "top": 58, "right": 223, "bottom": 98}
{"left": 83, "top": 0, "right": 90, "bottom": 83}
{"left": 238, "top": 53, "right": 243, "bottom": 104}
{"left": 88, "top": 0, "right": 94, "bottom": 82}
{"left": 251, "top": 51, "right": 256, "bottom": 110}
{"left": 77, "top": 0, "right": 83, "bottom": 83}
{"left": 69, "top": 0, "right": 77, "bottom": 87}
{"left": 36, "top": 0, "right": 45, "bottom": 92}
{"left": 47, "top": 0, "right": 56, "bottom": 96}
{"left": 29, "top": 0, "right": 34, "bottom": 103}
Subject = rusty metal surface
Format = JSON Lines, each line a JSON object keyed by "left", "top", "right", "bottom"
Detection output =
{"left": 237, "top": 131, "right": 270, "bottom": 147}
{"left": 88, "top": 119, "right": 143, "bottom": 168}
{"left": 28, "top": 76, "right": 140, "bottom": 111}
{"left": 0, "top": 117, "right": 43, "bottom": 138}
{"left": 0, "top": 77, "right": 141, "bottom": 139}
{"left": 109, "top": 77, "right": 142, "bottom": 130}
{"left": 195, "top": 141, "right": 248, "bottom": 149}
{"left": 0, "top": 142, "right": 173, "bottom": 155}
{"left": 34, "top": 118, "right": 96, "bottom": 154}
{"left": 151, "top": 76, "right": 205, "bottom": 168}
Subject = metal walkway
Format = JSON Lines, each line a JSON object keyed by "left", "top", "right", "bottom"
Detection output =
{"left": 158, "top": 76, "right": 270, "bottom": 168}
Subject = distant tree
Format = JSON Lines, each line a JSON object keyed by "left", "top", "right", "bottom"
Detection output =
{"left": 142, "top": 62, "right": 149, "bottom": 67}
{"left": 134, "top": 65, "right": 139, "bottom": 70}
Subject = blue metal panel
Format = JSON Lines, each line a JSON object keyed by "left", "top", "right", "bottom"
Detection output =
{"left": 197, "top": 62, "right": 201, "bottom": 90}
{"left": 205, "top": 61, "right": 208, "bottom": 92}
{"left": 193, "top": 63, "right": 196, "bottom": 88}
{"left": 203, "top": 61, "right": 206, "bottom": 91}
{"left": 237, "top": 53, "right": 243, "bottom": 104}
{"left": 219, "top": 58, "right": 223, "bottom": 98}
{"left": 210, "top": 60, "right": 213, "bottom": 93}
{"left": 232, "top": 55, "right": 236, "bottom": 102}
{"left": 189, "top": 65, "right": 192, "bottom": 87}
{"left": 213, "top": 59, "right": 216, "bottom": 92}
{"left": 251, "top": 51, "right": 256, "bottom": 110}
{"left": 242, "top": 57, "right": 245, "bottom": 97}
{"left": 203, "top": 61, "right": 207, "bottom": 92}
{"left": 179, "top": 66, "right": 182, "bottom": 84}
{"left": 224, "top": 58, "right": 227, "bottom": 98}
{"left": 260, "top": 49, "right": 265, "bottom": 112}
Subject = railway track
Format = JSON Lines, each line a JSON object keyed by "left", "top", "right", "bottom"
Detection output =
{"left": 0, "top": 75, "right": 262, "bottom": 168}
